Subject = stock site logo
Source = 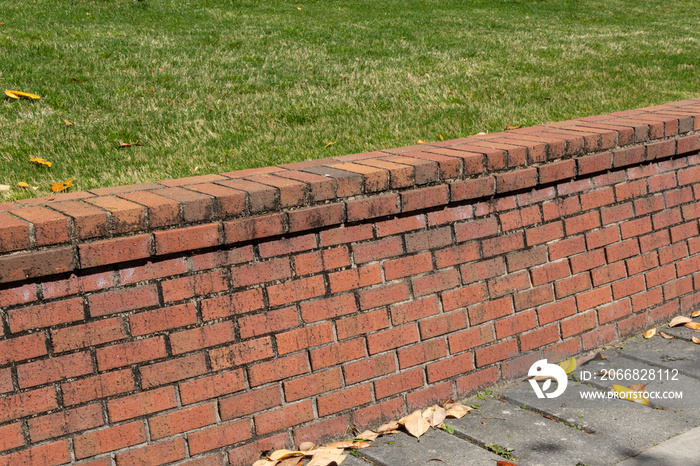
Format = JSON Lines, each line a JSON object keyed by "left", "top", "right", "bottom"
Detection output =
{"left": 528, "top": 359, "right": 568, "bottom": 399}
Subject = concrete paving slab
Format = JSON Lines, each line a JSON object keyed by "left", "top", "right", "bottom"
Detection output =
{"left": 355, "top": 428, "right": 503, "bottom": 466}
{"left": 342, "top": 452, "right": 374, "bottom": 465}
{"left": 617, "top": 335, "right": 700, "bottom": 380}
{"left": 448, "top": 396, "right": 612, "bottom": 466}
{"left": 615, "top": 425, "right": 700, "bottom": 466}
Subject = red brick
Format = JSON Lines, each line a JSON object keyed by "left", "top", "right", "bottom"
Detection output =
{"left": 255, "top": 401, "right": 314, "bottom": 435}
{"left": 374, "top": 367, "right": 424, "bottom": 399}
{"left": 107, "top": 386, "right": 177, "bottom": 422}
{"left": 469, "top": 296, "right": 514, "bottom": 325}
{"left": 412, "top": 269, "right": 460, "bottom": 297}
{"left": 79, "top": 234, "right": 151, "bottom": 269}
{"left": 448, "top": 324, "right": 495, "bottom": 354}
{"left": 520, "top": 324, "right": 560, "bottom": 351}
{"left": 406, "top": 381, "right": 454, "bottom": 411}
{"left": 428, "top": 205, "right": 473, "bottom": 226}
{"left": 0, "top": 440, "right": 70, "bottom": 466}
{"left": 405, "top": 227, "right": 452, "bottom": 253}
{"left": 615, "top": 179, "right": 647, "bottom": 201}
{"left": 677, "top": 255, "right": 700, "bottom": 277}
{"left": 300, "top": 294, "right": 356, "bottom": 323}
{"left": 8, "top": 297, "right": 83, "bottom": 333}
{"left": 209, "top": 337, "right": 274, "bottom": 370}
{"left": 459, "top": 256, "right": 505, "bottom": 285}
{"left": 359, "top": 281, "right": 410, "bottom": 310}
{"left": 639, "top": 230, "right": 671, "bottom": 252}
{"left": 201, "top": 288, "right": 264, "bottom": 321}
{"left": 96, "top": 336, "right": 167, "bottom": 370}
{"left": 626, "top": 252, "right": 659, "bottom": 275}
{"left": 320, "top": 224, "right": 373, "bottom": 246}
{"left": 0, "top": 423, "right": 24, "bottom": 453}
{"left": 331, "top": 162, "right": 388, "bottom": 192}
{"left": 18, "top": 351, "right": 92, "bottom": 388}
{"left": 475, "top": 339, "right": 518, "bottom": 367}
{"left": 482, "top": 232, "right": 524, "bottom": 257}
{"left": 390, "top": 295, "right": 440, "bottom": 325}
{"left": 61, "top": 370, "right": 136, "bottom": 406}
{"left": 154, "top": 223, "right": 221, "bottom": 255}
{"left": 0, "top": 212, "right": 29, "bottom": 251}
{"left": 384, "top": 252, "right": 433, "bottom": 280}
{"left": 611, "top": 275, "right": 646, "bottom": 300}
{"left": 598, "top": 299, "right": 632, "bottom": 324}
{"left": 218, "top": 386, "right": 282, "bottom": 422}
{"left": 293, "top": 415, "right": 351, "bottom": 446}
{"left": 645, "top": 263, "right": 677, "bottom": 288}
{"left": 617, "top": 312, "right": 650, "bottom": 337}
{"left": 376, "top": 214, "right": 426, "bottom": 238}
{"left": 401, "top": 185, "right": 449, "bottom": 212}
{"left": 179, "top": 369, "right": 245, "bottom": 405}
{"left": 558, "top": 179, "right": 592, "bottom": 196}
{"left": 120, "top": 257, "right": 188, "bottom": 284}
{"left": 454, "top": 216, "right": 499, "bottom": 242}
{"left": 50, "top": 201, "right": 108, "bottom": 240}
{"left": 353, "top": 236, "right": 403, "bottom": 264}
{"left": 582, "top": 324, "right": 617, "bottom": 350}
{"left": 224, "top": 213, "right": 285, "bottom": 245}
{"left": 450, "top": 176, "right": 496, "bottom": 202}
{"left": 217, "top": 178, "right": 276, "bottom": 212}
{"left": 578, "top": 151, "right": 613, "bottom": 175}
{"left": 346, "top": 194, "right": 400, "bottom": 222}
{"left": 343, "top": 353, "right": 396, "bottom": 385}
{"left": 513, "top": 285, "right": 555, "bottom": 311}
{"left": 659, "top": 242, "right": 689, "bottom": 265}
{"left": 0, "top": 332, "right": 46, "bottom": 366}
{"left": 585, "top": 226, "right": 621, "bottom": 251}
{"left": 259, "top": 234, "right": 317, "bottom": 258}
{"left": 0, "top": 368, "right": 12, "bottom": 394}
{"left": 189, "top": 419, "right": 253, "bottom": 454}
{"left": 671, "top": 221, "right": 699, "bottom": 243}
{"left": 564, "top": 211, "right": 601, "bottom": 236}
{"left": 525, "top": 222, "right": 564, "bottom": 247}
{"left": 190, "top": 246, "right": 254, "bottom": 271}
{"left": 74, "top": 421, "right": 146, "bottom": 459}
{"left": 664, "top": 277, "right": 693, "bottom": 300}
{"left": 495, "top": 168, "right": 537, "bottom": 192}
{"left": 28, "top": 404, "right": 103, "bottom": 442}
{"left": 309, "top": 338, "right": 366, "bottom": 371}
{"left": 0, "top": 247, "right": 74, "bottom": 283}
{"left": 119, "top": 190, "right": 180, "bottom": 228}
{"left": 367, "top": 324, "right": 419, "bottom": 354}
{"left": 620, "top": 217, "right": 652, "bottom": 240}
{"left": 129, "top": 303, "right": 197, "bottom": 337}
{"left": 317, "top": 384, "right": 373, "bottom": 417}
{"left": 548, "top": 236, "right": 586, "bottom": 262}
{"left": 0, "top": 283, "right": 36, "bottom": 307}
{"left": 161, "top": 269, "right": 228, "bottom": 303}
{"left": 538, "top": 297, "right": 577, "bottom": 325}
{"left": 11, "top": 206, "right": 70, "bottom": 246}
{"left": 227, "top": 433, "right": 289, "bottom": 466}
{"left": 488, "top": 270, "right": 530, "bottom": 298}
{"left": 238, "top": 306, "right": 299, "bottom": 339}
{"left": 148, "top": 403, "right": 217, "bottom": 440}
{"left": 531, "top": 260, "right": 570, "bottom": 286}
{"left": 555, "top": 273, "right": 592, "bottom": 299}
{"left": 284, "top": 368, "right": 342, "bottom": 402}
{"left": 653, "top": 208, "right": 683, "bottom": 231}
{"left": 398, "top": 339, "right": 447, "bottom": 369}
{"left": 248, "top": 352, "right": 310, "bottom": 387}
{"left": 499, "top": 206, "right": 541, "bottom": 232}
{"left": 140, "top": 353, "right": 207, "bottom": 389}
{"left": 570, "top": 249, "right": 606, "bottom": 274}
{"left": 576, "top": 286, "right": 612, "bottom": 311}
{"left": 434, "top": 242, "right": 480, "bottom": 269}
{"left": 592, "top": 262, "right": 627, "bottom": 286}
{"left": 542, "top": 196, "right": 581, "bottom": 222}
{"left": 561, "top": 311, "right": 597, "bottom": 338}
{"left": 419, "top": 310, "right": 468, "bottom": 339}
{"left": 328, "top": 263, "right": 382, "bottom": 294}
{"left": 336, "top": 309, "right": 389, "bottom": 340}
{"left": 634, "top": 195, "right": 665, "bottom": 216}
{"left": 275, "top": 322, "right": 334, "bottom": 355}
{"left": 115, "top": 437, "right": 186, "bottom": 465}
{"left": 88, "top": 284, "right": 159, "bottom": 317}
{"left": 0, "top": 386, "right": 57, "bottom": 423}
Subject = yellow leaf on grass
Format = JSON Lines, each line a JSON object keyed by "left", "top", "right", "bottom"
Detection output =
{"left": 64, "top": 120, "right": 73, "bottom": 126}
{"left": 417, "top": 140, "right": 428, "bottom": 144}
{"left": 643, "top": 328, "right": 656, "bottom": 339}
{"left": 505, "top": 125, "right": 521, "bottom": 130}
{"left": 691, "top": 310, "right": 700, "bottom": 318}
{"left": 17, "top": 182, "right": 29, "bottom": 188}
{"left": 692, "top": 336, "right": 700, "bottom": 344}
{"left": 6, "top": 90, "right": 40, "bottom": 99}
{"left": 612, "top": 384, "right": 649, "bottom": 406}
{"left": 325, "top": 141, "right": 335, "bottom": 148}
{"left": 439, "top": 134, "right": 444, "bottom": 141}
{"left": 684, "top": 322, "right": 700, "bottom": 330}
{"left": 30, "top": 157, "right": 52, "bottom": 168}
{"left": 400, "top": 410, "right": 431, "bottom": 439}
{"left": 669, "top": 316, "right": 692, "bottom": 327}
{"left": 51, "top": 178, "right": 73, "bottom": 193}
{"left": 5, "top": 90, "right": 19, "bottom": 100}
{"left": 560, "top": 356, "right": 577, "bottom": 374}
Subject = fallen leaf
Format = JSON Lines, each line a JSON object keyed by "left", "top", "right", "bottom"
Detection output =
{"left": 278, "top": 457, "right": 304, "bottom": 466}
{"left": 325, "top": 441, "right": 370, "bottom": 450}
{"left": 692, "top": 336, "right": 700, "bottom": 344}
{"left": 72, "top": 77, "right": 84, "bottom": 83}
{"left": 299, "top": 442, "right": 317, "bottom": 451}
{"left": 17, "top": 182, "right": 29, "bottom": 188}
{"left": 505, "top": 125, "right": 521, "bottom": 130}
{"left": 119, "top": 141, "right": 142, "bottom": 148}
{"left": 325, "top": 142, "right": 335, "bottom": 148}
{"left": 306, "top": 447, "right": 346, "bottom": 466}
{"left": 427, "top": 459, "right": 446, "bottom": 464}
{"left": 0, "top": 184, "right": 10, "bottom": 192}
{"left": 444, "top": 404, "right": 472, "bottom": 419}
{"left": 297, "top": 6, "right": 302, "bottom": 10}
{"left": 628, "top": 384, "right": 646, "bottom": 392}
{"left": 5, "top": 90, "right": 40, "bottom": 100}
{"left": 612, "top": 384, "right": 649, "bottom": 406}
{"left": 577, "top": 352, "right": 608, "bottom": 366}
{"left": 439, "top": 134, "right": 444, "bottom": 141}
{"left": 417, "top": 140, "right": 428, "bottom": 144}
{"left": 659, "top": 332, "right": 674, "bottom": 339}
{"left": 252, "top": 460, "right": 276, "bottom": 466}
{"left": 30, "top": 157, "right": 52, "bottom": 168}
{"left": 497, "top": 461, "right": 518, "bottom": 466}
{"left": 559, "top": 356, "right": 577, "bottom": 374}
{"left": 481, "top": 421, "right": 488, "bottom": 425}
{"left": 376, "top": 421, "right": 400, "bottom": 433}
{"left": 669, "top": 316, "right": 692, "bottom": 327}
{"left": 354, "top": 430, "right": 379, "bottom": 442}
{"left": 692, "top": 310, "right": 700, "bottom": 318}
{"left": 268, "top": 450, "right": 304, "bottom": 461}
{"left": 429, "top": 406, "right": 447, "bottom": 428}
{"left": 400, "top": 410, "right": 430, "bottom": 439}
{"left": 643, "top": 328, "right": 657, "bottom": 339}
{"left": 684, "top": 322, "right": 700, "bottom": 330}
{"left": 5, "top": 90, "right": 19, "bottom": 100}
{"left": 144, "top": 89, "right": 155, "bottom": 93}
{"left": 64, "top": 120, "right": 73, "bottom": 126}
{"left": 51, "top": 178, "right": 73, "bottom": 193}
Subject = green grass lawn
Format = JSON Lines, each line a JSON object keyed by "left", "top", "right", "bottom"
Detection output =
{"left": 1, "top": 0, "right": 698, "bottom": 200}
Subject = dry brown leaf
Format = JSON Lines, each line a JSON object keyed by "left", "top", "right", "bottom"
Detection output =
{"left": 505, "top": 125, "right": 521, "bottom": 130}
{"left": 30, "top": 157, "right": 52, "bottom": 168}
{"left": 643, "top": 328, "right": 657, "bottom": 339}
{"left": 691, "top": 310, "right": 700, "bottom": 318}
{"left": 497, "top": 461, "right": 518, "bottom": 466}
{"left": 325, "top": 441, "right": 370, "bottom": 450}
{"left": 692, "top": 336, "right": 700, "bottom": 344}
{"left": 51, "top": 178, "right": 73, "bottom": 193}
{"left": 354, "top": 430, "right": 379, "bottom": 442}
{"left": 64, "top": 120, "right": 73, "bottom": 126}
{"left": 299, "top": 442, "right": 317, "bottom": 451}
{"left": 376, "top": 421, "right": 400, "bottom": 433}
{"left": 427, "top": 459, "right": 446, "bottom": 464}
{"left": 269, "top": 450, "right": 304, "bottom": 461}
{"left": 278, "top": 457, "right": 304, "bottom": 466}
{"left": 306, "top": 447, "right": 346, "bottom": 466}
{"left": 684, "top": 322, "right": 700, "bottom": 330}
{"left": 481, "top": 421, "right": 488, "bottom": 425}
{"left": 119, "top": 141, "right": 142, "bottom": 148}
{"left": 628, "top": 384, "right": 646, "bottom": 392}
{"left": 445, "top": 404, "right": 472, "bottom": 419}
{"left": 401, "top": 410, "right": 431, "bottom": 439}
{"left": 429, "top": 406, "right": 447, "bottom": 428}
{"left": 252, "top": 460, "right": 277, "bottom": 466}
{"left": 669, "top": 316, "right": 692, "bottom": 327}
{"left": 659, "top": 331, "right": 674, "bottom": 339}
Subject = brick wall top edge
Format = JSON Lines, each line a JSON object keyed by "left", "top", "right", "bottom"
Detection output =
{"left": 0, "top": 100, "right": 699, "bottom": 283}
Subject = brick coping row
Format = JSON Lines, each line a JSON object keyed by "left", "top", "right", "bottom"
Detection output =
{"left": 1, "top": 98, "right": 699, "bottom": 285}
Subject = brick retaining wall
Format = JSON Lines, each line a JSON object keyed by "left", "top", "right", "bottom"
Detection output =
{"left": 1, "top": 99, "right": 700, "bottom": 465}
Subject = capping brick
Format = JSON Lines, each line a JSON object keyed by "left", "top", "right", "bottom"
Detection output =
{"left": 10, "top": 207, "right": 70, "bottom": 247}
{"left": 0, "top": 247, "right": 75, "bottom": 284}
{"left": 154, "top": 222, "right": 221, "bottom": 255}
